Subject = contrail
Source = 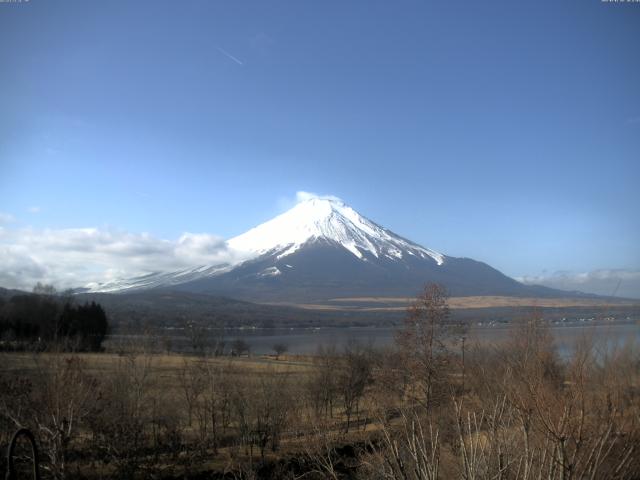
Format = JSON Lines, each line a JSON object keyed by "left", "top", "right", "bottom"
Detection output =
{"left": 217, "top": 47, "right": 244, "bottom": 66}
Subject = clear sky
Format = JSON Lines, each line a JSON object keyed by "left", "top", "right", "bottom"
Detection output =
{"left": 1, "top": 0, "right": 639, "bottom": 294}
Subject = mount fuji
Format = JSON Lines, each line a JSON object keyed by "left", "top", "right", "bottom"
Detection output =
{"left": 84, "top": 196, "right": 564, "bottom": 302}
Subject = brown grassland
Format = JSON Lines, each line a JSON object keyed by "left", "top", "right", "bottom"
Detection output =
{"left": 275, "top": 295, "right": 640, "bottom": 312}
{"left": 1, "top": 286, "right": 639, "bottom": 479}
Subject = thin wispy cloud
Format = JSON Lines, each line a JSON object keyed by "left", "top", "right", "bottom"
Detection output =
{"left": 27, "top": 206, "right": 41, "bottom": 214}
{"left": 518, "top": 269, "right": 640, "bottom": 299}
{"left": 295, "top": 191, "right": 343, "bottom": 203}
{"left": 216, "top": 47, "right": 244, "bottom": 66}
{"left": 277, "top": 191, "right": 344, "bottom": 212}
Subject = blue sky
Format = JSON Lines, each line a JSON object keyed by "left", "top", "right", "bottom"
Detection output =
{"left": 1, "top": 0, "right": 639, "bottom": 294}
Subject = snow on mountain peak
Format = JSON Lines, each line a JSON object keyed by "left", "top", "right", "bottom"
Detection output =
{"left": 83, "top": 196, "right": 444, "bottom": 293}
{"left": 227, "top": 196, "right": 444, "bottom": 265}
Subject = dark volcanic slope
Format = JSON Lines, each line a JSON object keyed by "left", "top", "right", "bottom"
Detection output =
{"left": 171, "top": 239, "right": 573, "bottom": 302}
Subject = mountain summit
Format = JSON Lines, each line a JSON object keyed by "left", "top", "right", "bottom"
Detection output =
{"left": 228, "top": 196, "right": 444, "bottom": 265}
{"left": 85, "top": 196, "right": 563, "bottom": 301}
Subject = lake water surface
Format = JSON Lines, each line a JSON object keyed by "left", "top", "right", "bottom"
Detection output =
{"left": 107, "top": 322, "right": 640, "bottom": 358}
{"left": 213, "top": 322, "right": 640, "bottom": 357}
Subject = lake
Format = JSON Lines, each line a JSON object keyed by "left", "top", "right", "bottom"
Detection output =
{"left": 134, "top": 321, "right": 640, "bottom": 358}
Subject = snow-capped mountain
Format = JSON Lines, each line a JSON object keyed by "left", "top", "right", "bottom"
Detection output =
{"left": 80, "top": 265, "right": 232, "bottom": 294}
{"left": 85, "top": 196, "right": 561, "bottom": 301}
{"left": 228, "top": 197, "right": 444, "bottom": 265}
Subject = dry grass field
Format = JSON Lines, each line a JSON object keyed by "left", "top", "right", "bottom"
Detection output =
{"left": 0, "top": 351, "right": 315, "bottom": 377}
{"left": 271, "top": 295, "right": 640, "bottom": 312}
{"left": 1, "top": 309, "right": 639, "bottom": 479}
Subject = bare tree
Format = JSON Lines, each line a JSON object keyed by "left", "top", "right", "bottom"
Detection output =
{"left": 366, "top": 407, "right": 441, "bottom": 480}
{"left": 184, "top": 320, "right": 208, "bottom": 354}
{"left": 194, "top": 360, "right": 233, "bottom": 452}
{"left": 272, "top": 342, "right": 288, "bottom": 360}
{"left": 300, "top": 421, "right": 345, "bottom": 480}
{"left": 88, "top": 351, "right": 155, "bottom": 479}
{"left": 252, "top": 372, "right": 292, "bottom": 460}
{"left": 338, "top": 340, "right": 372, "bottom": 433}
{"left": 20, "top": 355, "right": 96, "bottom": 479}
{"left": 396, "top": 283, "right": 453, "bottom": 409}
{"left": 231, "top": 338, "right": 251, "bottom": 357}
{"left": 178, "top": 359, "right": 205, "bottom": 426}
{"left": 307, "top": 344, "right": 339, "bottom": 421}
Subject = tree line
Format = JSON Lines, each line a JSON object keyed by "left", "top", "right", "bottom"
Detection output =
{"left": 0, "top": 283, "right": 109, "bottom": 352}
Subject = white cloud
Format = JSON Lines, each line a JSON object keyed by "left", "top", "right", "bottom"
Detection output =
{"left": 275, "top": 191, "right": 343, "bottom": 213}
{"left": 0, "top": 226, "right": 243, "bottom": 291}
{"left": 295, "top": 191, "right": 343, "bottom": 203}
{"left": 27, "top": 206, "right": 41, "bottom": 214}
{"left": 518, "top": 269, "right": 640, "bottom": 299}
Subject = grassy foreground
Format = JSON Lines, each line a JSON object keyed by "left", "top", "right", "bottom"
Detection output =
{"left": 1, "top": 316, "right": 640, "bottom": 479}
